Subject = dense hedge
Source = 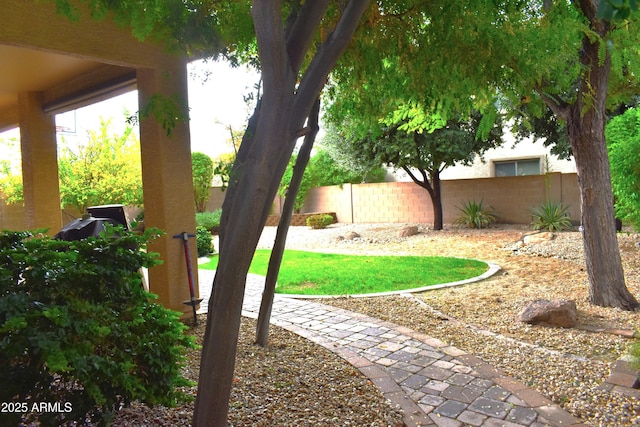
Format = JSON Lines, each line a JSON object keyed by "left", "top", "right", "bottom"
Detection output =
{"left": 0, "top": 227, "right": 195, "bottom": 426}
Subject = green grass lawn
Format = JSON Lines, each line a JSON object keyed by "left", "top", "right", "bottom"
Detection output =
{"left": 200, "top": 250, "right": 487, "bottom": 296}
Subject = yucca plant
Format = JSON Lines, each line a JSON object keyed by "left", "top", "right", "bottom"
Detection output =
{"left": 453, "top": 199, "right": 498, "bottom": 229}
{"left": 530, "top": 200, "right": 573, "bottom": 231}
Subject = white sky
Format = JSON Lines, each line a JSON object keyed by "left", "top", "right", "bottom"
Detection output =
{"left": 0, "top": 59, "right": 261, "bottom": 164}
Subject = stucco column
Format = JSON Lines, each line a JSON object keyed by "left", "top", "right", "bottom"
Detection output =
{"left": 18, "top": 92, "right": 62, "bottom": 235}
{"left": 137, "top": 57, "right": 199, "bottom": 317}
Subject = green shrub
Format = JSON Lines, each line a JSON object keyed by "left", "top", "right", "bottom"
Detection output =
{"left": 530, "top": 200, "right": 573, "bottom": 231}
{"left": 196, "top": 209, "right": 222, "bottom": 232}
{"left": 196, "top": 226, "right": 214, "bottom": 257}
{"left": 629, "top": 337, "right": 640, "bottom": 371}
{"left": 0, "top": 227, "right": 195, "bottom": 426}
{"left": 453, "top": 199, "right": 497, "bottom": 229}
{"left": 607, "top": 107, "right": 640, "bottom": 231}
{"left": 306, "top": 214, "right": 335, "bottom": 229}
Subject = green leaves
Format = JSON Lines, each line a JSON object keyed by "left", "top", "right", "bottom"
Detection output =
{"left": 0, "top": 228, "right": 194, "bottom": 425}
{"left": 598, "top": 0, "right": 640, "bottom": 21}
{"left": 529, "top": 200, "right": 573, "bottom": 231}
{"left": 58, "top": 117, "right": 143, "bottom": 213}
{"left": 278, "top": 149, "right": 385, "bottom": 213}
{"left": 192, "top": 152, "right": 214, "bottom": 212}
{"left": 453, "top": 199, "right": 498, "bottom": 229}
{"left": 607, "top": 107, "right": 640, "bottom": 230}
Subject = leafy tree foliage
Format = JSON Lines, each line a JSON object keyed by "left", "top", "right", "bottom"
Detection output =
{"left": 0, "top": 227, "right": 194, "bottom": 426}
{"left": 58, "top": 118, "right": 142, "bottom": 213}
{"left": 0, "top": 134, "right": 23, "bottom": 204}
{"left": 607, "top": 107, "right": 640, "bottom": 230}
{"left": 212, "top": 152, "right": 235, "bottom": 190}
{"left": 212, "top": 128, "right": 243, "bottom": 190}
{"left": 325, "top": 111, "right": 503, "bottom": 230}
{"left": 328, "top": 0, "right": 640, "bottom": 310}
{"left": 192, "top": 152, "right": 214, "bottom": 212}
{"left": 320, "top": 122, "right": 388, "bottom": 180}
{"left": 278, "top": 148, "right": 385, "bottom": 212}
{"left": 308, "top": 148, "right": 386, "bottom": 186}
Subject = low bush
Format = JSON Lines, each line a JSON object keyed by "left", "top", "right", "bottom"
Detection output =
{"left": 196, "top": 209, "right": 222, "bottom": 232}
{"left": 530, "top": 200, "right": 573, "bottom": 231}
{"left": 196, "top": 226, "right": 214, "bottom": 257}
{"left": 453, "top": 199, "right": 497, "bottom": 229}
{"left": 0, "top": 227, "right": 195, "bottom": 426}
{"left": 629, "top": 337, "right": 640, "bottom": 371}
{"left": 306, "top": 214, "right": 335, "bottom": 229}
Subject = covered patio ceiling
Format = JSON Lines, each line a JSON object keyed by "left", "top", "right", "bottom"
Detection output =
{"left": 0, "top": 44, "right": 136, "bottom": 132}
{"left": 0, "top": 0, "right": 200, "bottom": 316}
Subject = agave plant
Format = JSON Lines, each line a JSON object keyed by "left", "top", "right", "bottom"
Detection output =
{"left": 530, "top": 200, "right": 573, "bottom": 231}
{"left": 453, "top": 199, "right": 498, "bottom": 229}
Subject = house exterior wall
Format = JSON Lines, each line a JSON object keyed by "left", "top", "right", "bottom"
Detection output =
{"left": 392, "top": 137, "right": 577, "bottom": 181}
{"left": 303, "top": 173, "right": 581, "bottom": 226}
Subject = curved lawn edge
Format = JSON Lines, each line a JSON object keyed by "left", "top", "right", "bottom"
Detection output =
{"left": 276, "top": 260, "right": 502, "bottom": 300}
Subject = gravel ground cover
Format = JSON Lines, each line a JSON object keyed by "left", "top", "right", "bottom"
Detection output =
{"left": 112, "top": 315, "right": 404, "bottom": 426}
{"left": 111, "top": 223, "right": 639, "bottom": 426}
{"left": 297, "top": 223, "right": 640, "bottom": 426}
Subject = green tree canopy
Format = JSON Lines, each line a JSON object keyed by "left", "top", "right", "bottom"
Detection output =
{"left": 192, "top": 152, "right": 214, "bottom": 213}
{"left": 607, "top": 107, "right": 640, "bottom": 230}
{"left": 325, "top": 110, "right": 503, "bottom": 229}
{"left": 278, "top": 148, "right": 385, "bottom": 212}
{"left": 59, "top": 118, "right": 142, "bottom": 213}
{"left": 326, "top": 0, "right": 640, "bottom": 309}
{"left": 0, "top": 134, "right": 23, "bottom": 204}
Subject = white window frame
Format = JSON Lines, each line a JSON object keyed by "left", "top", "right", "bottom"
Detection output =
{"left": 492, "top": 157, "right": 542, "bottom": 177}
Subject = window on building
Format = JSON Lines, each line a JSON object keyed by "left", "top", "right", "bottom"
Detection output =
{"left": 494, "top": 159, "right": 540, "bottom": 177}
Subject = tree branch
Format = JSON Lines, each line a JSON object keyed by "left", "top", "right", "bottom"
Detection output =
{"left": 401, "top": 165, "right": 435, "bottom": 198}
{"left": 292, "top": 0, "right": 371, "bottom": 126}
{"left": 251, "top": 1, "right": 292, "bottom": 98}
{"left": 286, "top": 0, "right": 331, "bottom": 73}
{"left": 536, "top": 88, "right": 570, "bottom": 120}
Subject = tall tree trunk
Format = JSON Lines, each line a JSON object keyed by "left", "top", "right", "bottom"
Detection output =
{"left": 431, "top": 171, "right": 443, "bottom": 230}
{"left": 568, "top": 106, "right": 638, "bottom": 309}
{"left": 193, "top": 2, "right": 371, "bottom": 425}
{"left": 560, "top": 1, "right": 638, "bottom": 310}
{"left": 256, "top": 97, "right": 320, "bottom": 347}
{"left": 401, "top": 166, "right": 443, "bottom": 230}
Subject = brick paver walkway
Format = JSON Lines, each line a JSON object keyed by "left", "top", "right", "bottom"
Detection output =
{"left": 198, "top": 270, "right": 586, "bottom": 427}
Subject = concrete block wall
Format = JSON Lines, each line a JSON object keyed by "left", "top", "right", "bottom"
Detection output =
{"left": 303, "top": 173, "right": 581, "bottom": 225}
{"left": 303, "top": 184, "right": 354, "bottom": 223}
{"left": 2, "top": 174, "right": 581, "bottom": 231}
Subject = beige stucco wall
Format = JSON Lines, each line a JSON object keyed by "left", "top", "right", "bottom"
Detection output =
{"left": 303, "top": 173, "right": 581, "bottom": 226}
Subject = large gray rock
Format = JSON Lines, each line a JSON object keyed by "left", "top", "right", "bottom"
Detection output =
{"left": 517, "top": 299, "right": 577, "bottom": 328}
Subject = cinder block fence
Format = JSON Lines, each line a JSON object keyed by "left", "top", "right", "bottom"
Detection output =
{"left": 1, "top": 173, "right": 581, "bottom": 231}
{"left": 301, "top": 173, "right": 580, "bottom": 225}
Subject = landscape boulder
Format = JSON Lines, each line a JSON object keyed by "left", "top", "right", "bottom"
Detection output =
{"left": 344, "top": 231, "right": 360, "bottom": 240}
{"left": 398, "top": 226, "right": 419, "bottom": 237}
{"left": 517, "top": 299, "right": 577, "bottom": 328}
{"left": 522, "top": 231, "right": 555, "bottom": 245}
